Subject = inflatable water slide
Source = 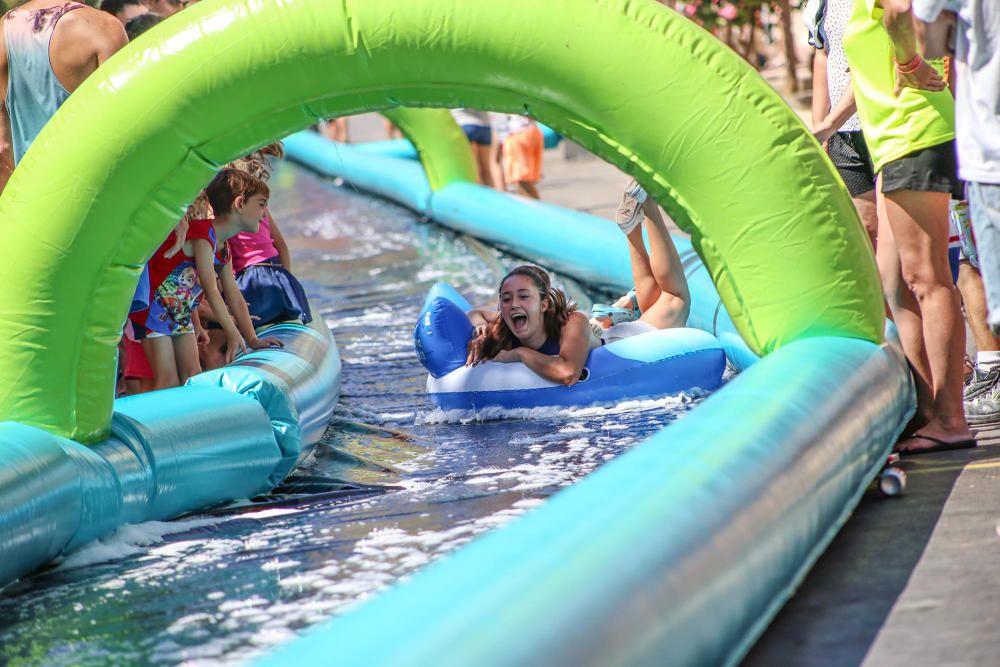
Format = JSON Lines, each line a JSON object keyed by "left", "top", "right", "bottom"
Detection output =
{"left": 0, "top": 1, "right": 913, "bottom": 665}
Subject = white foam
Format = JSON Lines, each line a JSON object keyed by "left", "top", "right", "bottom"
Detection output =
{"left": 56, "top": 517, "right": 223, "bottom": 571}
{"left": 415, "top": 392, "right": 693, "bottom": 425}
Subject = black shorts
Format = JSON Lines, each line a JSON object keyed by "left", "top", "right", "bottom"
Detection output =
{"left": 881, "top": 139, "right": 964, "bottom": 199}
{"left": 827, "top": 131, "right": 875, "bottom": 197}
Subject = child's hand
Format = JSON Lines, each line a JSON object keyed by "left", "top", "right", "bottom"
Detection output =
{"left": 226, "top": 332, "right": 248, "bottom": 363}
{"left": 249, "top": 337, "right": 283, "bottom": 350}
{"left": 163, "top": 219, "right": 189, "bottom": 259}
{"left": 466, "top": 337, "right": 489, "bottom": 366}
{"left": 195, "top": 327, "right": 210, "bottom": 348}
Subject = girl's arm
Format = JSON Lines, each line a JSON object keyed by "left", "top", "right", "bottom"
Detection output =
{"left": 191, "top": 308, "right": 209, "bottom": 348}
{"left": 268, "top": 213, "right": 292, "bottom": 270}
{"left": 815, "top": 80, "right": 858, "bottom": 144}
{"left": 218, "top": 259, "right": 284, "bottom": 352}
{"left": 811, "top": 47, "right": 830, "bottom": 130}
{"left": 493, "top": 311, "right": 592, "bottom": 386}
{"left": 193, "top": 239, "right": 247, "bottom": 362}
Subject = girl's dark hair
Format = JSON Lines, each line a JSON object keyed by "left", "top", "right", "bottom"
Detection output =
{"left": 468, "top": 265, "right": 577, "bottom": 362}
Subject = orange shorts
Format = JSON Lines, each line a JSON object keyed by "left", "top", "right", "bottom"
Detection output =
{"left": 503, "top": 126, "right": 543, "bottom": 184}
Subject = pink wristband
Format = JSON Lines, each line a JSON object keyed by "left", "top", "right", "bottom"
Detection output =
{"left": 895, "top": 54, "right": 922, "bottom": 74}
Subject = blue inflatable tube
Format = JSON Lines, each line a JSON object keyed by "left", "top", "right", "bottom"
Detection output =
{"left": 283, "top": 132, "right": 431, "bottom": 213}
{"left": 0, "top": 319, "right": 341, "bottom": 586}
{"left": 415, "top": 283, "right": 726, "bottom": 410}
{"left": 257, "top": 334, "right": 912, "bottom": 667}
{"left": 352, "top": 123, "right": 562, "bottom": 161}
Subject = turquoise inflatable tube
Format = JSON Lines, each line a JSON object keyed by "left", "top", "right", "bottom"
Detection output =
{"left": 283, "top": 133, "right": 432, "bottom": 213}
{"left": 0, "top": 387, "right": 278, "bottom": 585}
{"left": 352, "top": 122, "right": 562, "bottom": 160}
{"left": 0, "top": 320, "right": 340, "bottom": 586}
{"left": 257, "top": 335, "right": 912, "bottom": 667}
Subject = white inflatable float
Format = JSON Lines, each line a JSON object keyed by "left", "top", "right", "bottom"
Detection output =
{"left": 414, "top": 283, "right": 727, "bottom": 411}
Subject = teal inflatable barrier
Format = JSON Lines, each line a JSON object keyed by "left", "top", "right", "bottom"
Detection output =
{"left": 0, "top": 387, "right": 278, "bottom": 585}
{"left": 283, "top": 133, "right": 431, "bottom": 213}
{"left": 353, "top": 122, "right": 562, "bottom": 160}
{"left": 0, "top": 320, "right": 341, "bottom": 586}
{"left": 257, "top": 334, "right": 912, "bottom": 667}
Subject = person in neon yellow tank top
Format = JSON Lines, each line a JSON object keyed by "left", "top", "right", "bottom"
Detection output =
{"left": 844, "top": 0, "right": 974, "bottom": 455}
{"left": 843, "top": 0, "right": 954, "bottom": 172}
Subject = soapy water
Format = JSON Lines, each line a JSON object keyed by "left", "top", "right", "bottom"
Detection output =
{"left": 0, "top": 163, "right": 712, "bottom": 666}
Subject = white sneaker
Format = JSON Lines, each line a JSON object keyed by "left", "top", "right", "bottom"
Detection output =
{"left": 615, "top": 179, "right": 647, "bottom": 235}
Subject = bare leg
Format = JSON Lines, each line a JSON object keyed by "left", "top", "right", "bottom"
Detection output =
{"left": 853, "top": 190, "right": 878, "bottom": 248}
{"left": 143, "top": 336, "right": 181, "bottom": 390}
{"left": 490, "top": 139, "right": 505, "bottom": 192}
{"left": 473, "top": 143, "right": 494, "bottom": 188}
{"left": 883, "top": 188, "right": 971, "bottom": 447}
{"left": 173, "top": 333, "right": 202, "bottom": 384}
{"left": 638, "top": 201, "right": 690, "bottom": 329}
{"left": 624, "top": 223, "right": 660, "bottom": 313}
{"left": 641, "top": 201, "right": 689, "bottom": 306}
{"left": 517, "top": 181, "right": 540, "bottom": 199}
{"left": 877, "top": 187, "right": 933, "bottom": 422}
{"left": 621, "top": 199, "right": 690, "bottom": 329}
{"left": 957, "top": 261, "right": 1000, "bottom": 354}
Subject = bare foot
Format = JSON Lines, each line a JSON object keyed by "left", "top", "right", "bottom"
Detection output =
{"left": 895, "top": 430, "right": 976, "bottom": 456}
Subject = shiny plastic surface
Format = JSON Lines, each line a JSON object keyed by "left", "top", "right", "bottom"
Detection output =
{"left": 285, "top": 132, "right": 432, "bottom": 213}
{"left": 189, "top": 321, "right": 342, "bottom": 481}
{"left": 0, "top": 386, "right": 279, "bottom": 584}
{"left": 414, "top": 295, "right": 476, "bottom": 378}
{"left": 381, "top": 108, "right": 478, "bottom": 190}
{"left": 0, "top": 320, "right": 340, "bottom": 586}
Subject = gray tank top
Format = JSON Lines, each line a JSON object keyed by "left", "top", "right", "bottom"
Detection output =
{"left": 4, "top": 2, "right": 86, "bottom": 165}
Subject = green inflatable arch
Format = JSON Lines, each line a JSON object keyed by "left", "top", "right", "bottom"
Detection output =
{"left": 0, "top": 0, "right": 882, "bottom": 442}
{"left": 380, "top": 108, "right": 478, "bottom": 190}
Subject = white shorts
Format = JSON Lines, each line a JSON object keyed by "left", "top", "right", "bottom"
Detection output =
{"left": 602, "top": 320, "right": 656, "bottom": 344}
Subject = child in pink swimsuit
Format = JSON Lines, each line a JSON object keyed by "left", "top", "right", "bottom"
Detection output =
{"left": 228, "top": 143, "right": 312, "bottom": 327}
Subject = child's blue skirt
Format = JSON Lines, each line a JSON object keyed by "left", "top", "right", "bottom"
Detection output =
{"left": 236, "top": 261, "right": 313, "bottom": 327}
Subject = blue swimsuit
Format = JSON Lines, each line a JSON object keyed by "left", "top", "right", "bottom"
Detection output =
{"left": 513, "top": 337, "right": 560, "bottom": 356}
